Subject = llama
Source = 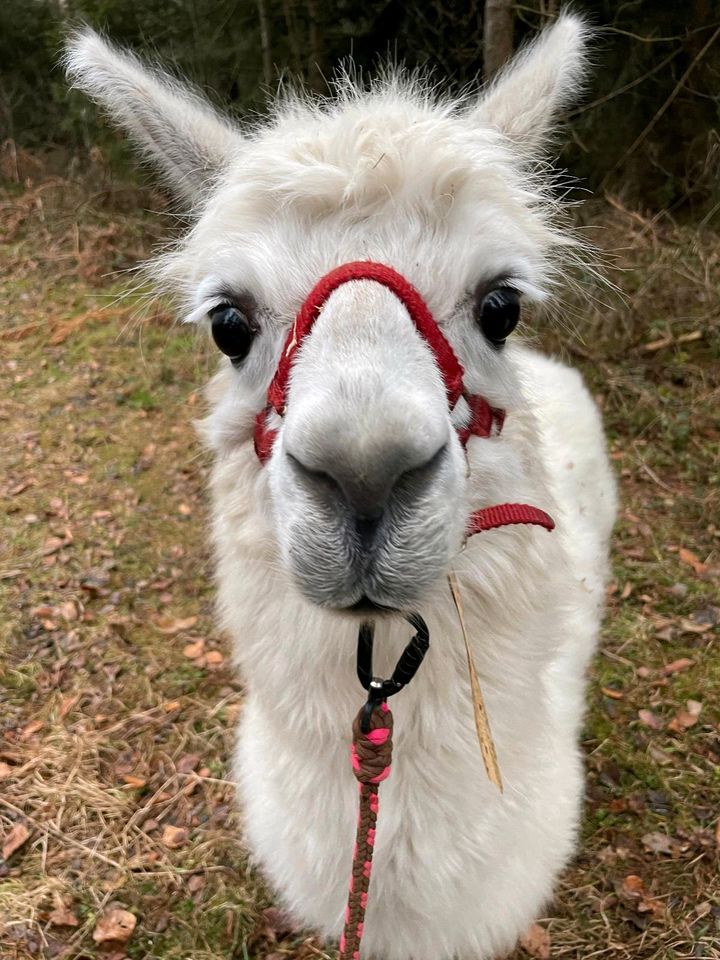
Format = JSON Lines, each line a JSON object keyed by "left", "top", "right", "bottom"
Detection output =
{"left": 65, "top": 15, "right": 617, "bottom": 959}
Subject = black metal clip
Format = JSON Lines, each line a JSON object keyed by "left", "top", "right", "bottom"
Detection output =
{"left": 356, "top": 613, "right": 430, "bottom": 732}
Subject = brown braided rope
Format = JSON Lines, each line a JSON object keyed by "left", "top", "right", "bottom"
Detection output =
{"left": 339, "top": 701, "right": 394, "bottom": 960}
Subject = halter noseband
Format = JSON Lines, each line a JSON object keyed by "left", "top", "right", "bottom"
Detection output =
{"left": 253, "top": 260, "right": 554, "bottom": 536}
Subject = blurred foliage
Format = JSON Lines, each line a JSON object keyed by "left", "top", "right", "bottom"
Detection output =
{"left": 0, "top": 0, "right": 719, "bottom": 215}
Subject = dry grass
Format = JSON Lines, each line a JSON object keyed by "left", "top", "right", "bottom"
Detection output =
{"left": 1, "top": 168, "right": 718, "bottom": 960}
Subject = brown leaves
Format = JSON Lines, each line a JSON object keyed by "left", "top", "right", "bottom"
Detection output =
{"left": 187, "top": 873, "right": 206, "bottom": 895}
{"left": 678, "top": 547, "right": 709, "bottom": 576}
{"left": 153, "top": 615, "right": 198, "bottom": 635}
{"left": 183, "top": 638, "right": 205, "bottom": 659}
{"left": 92, "top": 907, "right": 137, "bottom": 945}
{"left": 261, "top": 906, "right": 302, "bottom": 942}
{"left": 19, "top": 718, "right": 44, "bottom": 741}
{"left": 638, "top": 708, "right": 663, "bottom": 730}
{"left": 182, "top": 637, "right": 225, "bottom": 669}
{"left": 121, "top": 774, "right": 147, "bottom": 788}
{"left": 48, "top": 900, "right": 80, "bottom": 927}
{"left": 641, "top": 832, "right": 674, "bottom": 855}
{"left": 520, "top": 922, "right": 551, "bottom": 958}
{"left": 637, "top": 700, "right": 703, "bottom": 733}
{"left": 667, "top": 699, "right": 702, "bottom": 732}
{"left": 660, "top": 657, "right": 694, "bottom": 676}
{"left": 617, "top": 874, "right": 666, "bottom": 919}
{"left": 42, "top": 529, "right": 73, "bottom": 556}
{"left": 161, "top": 825, "right": 189, "bottom": 849}
{"left": 205, "top": 650, "right": 224, "bottom": 669}
{"left": 2, "top": 822, "right": 31, "bottom": 860}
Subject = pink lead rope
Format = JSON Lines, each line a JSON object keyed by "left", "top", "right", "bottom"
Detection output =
{"left": 250, "top": 262, "right": 555, "bottom": 957}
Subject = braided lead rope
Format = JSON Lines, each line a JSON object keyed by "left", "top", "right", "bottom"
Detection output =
{"left": 339, "top": 701, "right": 393, "bottom": 960}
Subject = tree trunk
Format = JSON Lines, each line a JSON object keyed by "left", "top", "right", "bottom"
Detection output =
{"left": 484, "top": 0, "right": 515, "bottom": 80}
{"left": 257, "top": 0, "right": 273, "bottom": 88}
{"left": 306, "top": 0, "right": 326, "bottom": 93}
{"left": 282, "top": 0, "right": 303, "bottom": 77}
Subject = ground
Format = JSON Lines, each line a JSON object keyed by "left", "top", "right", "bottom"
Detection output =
{"left": 1, "top": 167, "right": 718, "bottom": 960}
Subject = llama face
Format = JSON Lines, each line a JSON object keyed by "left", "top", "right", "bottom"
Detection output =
{"left": 179, "top": 141, "right": 556, "bottom": 609}
{"left": 65, "top": 15, "right": 588, "bottom": 610}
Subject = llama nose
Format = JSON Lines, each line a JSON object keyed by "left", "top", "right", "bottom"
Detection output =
{"left": 288, "top": 441, "right": 447, "bottom": 521}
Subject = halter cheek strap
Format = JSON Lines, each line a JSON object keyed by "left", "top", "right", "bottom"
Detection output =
{"left": 253, "top": 261, "right": 554, "bottom": 537}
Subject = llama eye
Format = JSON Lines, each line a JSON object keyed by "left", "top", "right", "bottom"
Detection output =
{"left": 209, "top": 303, "right": 256, "bottom": 364}
{"left": 475, "top": 287, "right": 521, "bottom": 347}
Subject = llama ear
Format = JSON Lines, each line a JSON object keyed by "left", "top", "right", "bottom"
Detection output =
{"left": 470, "top": 14, "right": 590, "bottom": 151}
{"left": 64, "top": 28, "right": 242, "bottom": 204}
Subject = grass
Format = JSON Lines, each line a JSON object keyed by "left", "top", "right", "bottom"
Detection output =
{"left": 1, "top": 168, "right": 718, "bottom": 960}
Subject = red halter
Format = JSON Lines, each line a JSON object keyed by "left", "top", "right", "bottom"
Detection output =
{"left": 253, "top": 261, "right": 554, "bottom": 536}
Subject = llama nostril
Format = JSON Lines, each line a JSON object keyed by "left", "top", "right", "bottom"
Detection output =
{"left": 287, "top": 452, "right": 341, "bottom": 494}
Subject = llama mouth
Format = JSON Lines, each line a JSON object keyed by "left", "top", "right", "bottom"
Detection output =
{"left": 347, "top": 595, "right": 391, "bottom": 615}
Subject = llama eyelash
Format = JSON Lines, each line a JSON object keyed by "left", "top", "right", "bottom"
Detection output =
{"left": 183, "top": 297, "right": 230, "bottom": 325}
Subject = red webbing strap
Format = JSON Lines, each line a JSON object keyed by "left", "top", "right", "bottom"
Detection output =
{"left": 267, "top": 262, "right": 465, "bottom": 414}
{"left": 457, "top": 393, "right": 505, "bottom": 446}
{"left": 468, "top": 503, "right": 555, "bottom": 535}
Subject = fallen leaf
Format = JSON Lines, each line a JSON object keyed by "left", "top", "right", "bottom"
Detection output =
{"left": 205, "top": 650, "right": 224, "bottom": 668}
{"left": 693, "top": 605, "right": 720, "bottom": 627}
{"left": 58, "top": 599, "right": 79, "bottom": 621}
{"left": 648, "top": 743, "right": 674, "bottom": 766}
{"left": 2, "top": 822, "right": 31, "bottom": 859}
{"left": 42, "top": 532, "right": 72, "bottom": 556}
{"left": 163, "top": 700, "right": 181, "bottom": 712}
{"left": 642, "top": 832, "right": 673, "bottom": 855}
{"left": 224, "top": 703, "right": 242, "bottom": 724}
{"left": 668, "top": 700, "right": 702, "bottom": 732}
{"left": 520, "top": 922, "right": 550, "bottom": 959}
{"left": 178, "top": 502, "right": 192, "bottom": 516}
{"left": 187, "top": 873, "right": 205, "bottom": 894}
{"left": 176, "top": 754, "right": 200, "bottom": 774}
{"left": 20, "top": 719, "right": 44, "bottom": 740}
{"left": 262, "top": 906, "right": 301, "bottom": 941}
{"left": 183, "top": 638, "right": 205, "bottom": 659}
{"left": 8, "top": 479, "right": 34, "bottom": 496}
{"left": 679, "top": 547, "right": 708, "bottom": 576}
{"left": 122, "top": 775, "right": 147, "bottom": 788}
{"left": 59, "top": 694, "right": 79, "bottom": 719}
{"left": 619, "top": 874, "right": 666, "bottom": 917}
{"left": 161, "top": 825, "right": 189, "bottom": 849}
{"left": 92, "top": 908, "right": 136, "bottom": 944}
{"left": 662, "top": 658, "right": 694, "bottom": 676}
{"left": 48, "top": 903, "right": 80, "bottom": 927}
{"left": 154, "top": 615, "right": 198, "bottom": 635}
{"left": 679, "top": 618, "right": 712, "bottom": 635}
{"left": 638, "top": 709, "right": 663, "bottom": 730}
{"left": 601, "top": 686, "right": 624, "bottom": 700}
{"left": 620, "top": 874, "right": 645, "bottom": 898}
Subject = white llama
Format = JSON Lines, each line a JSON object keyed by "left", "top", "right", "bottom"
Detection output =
{"left": 65, "top": 15, "right": 617, "bottom": 960}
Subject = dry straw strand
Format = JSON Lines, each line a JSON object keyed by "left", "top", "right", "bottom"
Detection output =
{"left": 448, "top": 571, "right": 503, "bottom": 792}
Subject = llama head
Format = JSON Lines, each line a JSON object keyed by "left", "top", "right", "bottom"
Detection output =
{"left": 65, "top": 15, "right": 589, "bottom": 612}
